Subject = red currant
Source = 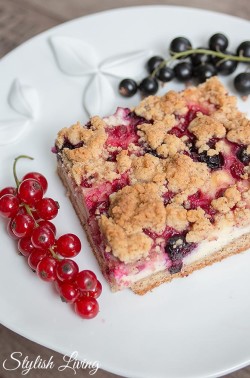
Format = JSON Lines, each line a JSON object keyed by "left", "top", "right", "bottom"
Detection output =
{"left": 0, "top": 194, "right": 20, "bottom": 218}
{"left": 82, "top": 280, "right": 102, "bottom": 299}
{"left": 22, "top": 172, "right": 48, "bottom": 194}
{"left": 18, "top": 236, "right": 36, "bottom": 257}
{"left": 75, "top": 270, "right": 97, "bottom": 292}
{"left": 31, "top": 225, "right": 55, "bottom": 249}
{"left": 18, "top": 179, "right": 43, "bottom": 206}
{"left": 35, "top": 198, "right": 59, "bottom": 220}
{"left": 0, "top": 186, "right": 16, "bottom": 199}
{"left": 11, "top": 213, "right": 35, "bottom": 238}
{"left": 38, "top": 220, "right": 56, "bottom": 235}
{"left": 74, "top": 297, "right": 99, "bottom": 319}
{"left": 28, "top": 249, "right": 48, "bottom": 271}
{"left": 58, "top": 282, "right": 79, "bottom": 303}
{"left": 37, "top": 256, "right": 57, "bottom": 281}
{"left": 7, "top": 220, "right": 19, "bottom": 240}
{"left": 56, "top": 259, "right": 79, "bottom": 282}
{"left": 56, "top": 233, "right": 81, "bottom": 257}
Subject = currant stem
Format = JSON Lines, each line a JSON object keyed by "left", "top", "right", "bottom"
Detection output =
{"left": 151, "top": 48, "right": 250, "bottom": 77}
{"left": 13, "top": 155, "right": 34, "bottom": 188}
{"left": 49, "top": 247, "right": 61, "bottom": 261}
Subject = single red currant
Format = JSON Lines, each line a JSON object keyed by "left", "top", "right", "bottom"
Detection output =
{"left": 18, "top": 236, "right": 36, "bottom": 257}
{"left": 35, "top": 198, "right": 59, "bottom": 220}
{"left": 56, "top": 233, "right": 81, "bottom": 257}
{"left": 0, "top": 194, "right": 20, "bottom": 218}
{"left": 37, "top": 220, "right": 56, "bottom": 235}
{"left": 82, "top": 280, "right": 102, "bottom": 299}
{"left": 18, "top": 178, "right": 43, "bottom": 206}
{"left": 28, "top": 249, "right": 48, "bottom": 271}
{"left": 58, "top": 282, "right": 79, "bottom": 303}
{"left": 56, "top": 259, "right": 79, "bottom": 282}
{"left": 7, "top": 220, "right": 19, "bottom": 240}
{"left": 11, "top": 213, "right": 35, "bottom": 238}
{"left": 22, "top": 172, "right": 48, "bottom": 194}
{"left": 31, "top": 225, "right": 55, "bottom": 249}
{"left": 37, "top": 256, "right": 57, "bottom": 281}
{"left": 75, "top": 270, "right": 97, "bottom": 292}
{"left": 0, "top": 186, "right": 16, "bottom": 199}
{"left": 74, "top": 297, "right": 99, "bottom": 319}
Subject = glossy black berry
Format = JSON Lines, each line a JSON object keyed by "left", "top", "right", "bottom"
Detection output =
{"left": 145, "top": 148, "right": 159, "bottom": 157}
{"left": 193, "top": 63, "right": 217, "bottom": 83}
{"left": 139, "top": 77, "right": 159, "bottom": 96}
{"left": 198, "top": 151, "right": 224, "bottom": 170}
{"left": 156, "top": 66, "right": 175, "bottom": 82}
{"left": 209, "top": 33, "right": 228, "bottom": 52}
{"left": 119, "top": 78, "right": 138, "bottom": 97}
{"left": 147, "top": 56, "right": 164, "bottom": 74}
{"left": 237, "top": 147, "right": 250, "bottom": 165}
{"left": 236, "top": 41, "right": 250, "bottom": 58}
{"left": 234, "top": 72, "right": 250, "bottom": 95}
{"left": 212, "top": 51, "right": 238, "bottom": 75}
{"left": 165, "top": 235, "right": 193, "bottom": 261}
{"left": 191, "top": 47, "right": 212, "bottom": 66}
{"left": 169, "top": 37, "right": 192, "bottom": 55}
{"left": 174, "top": 62, "right": 193, "bottom": 82}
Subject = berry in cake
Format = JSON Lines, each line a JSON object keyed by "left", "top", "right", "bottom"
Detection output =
{"left": 55, "top": 77, "right": 250, "bottom": 294}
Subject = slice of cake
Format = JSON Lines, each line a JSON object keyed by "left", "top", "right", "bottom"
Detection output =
{"left": 55, "top": 77, "right": 250, "bottom": 295}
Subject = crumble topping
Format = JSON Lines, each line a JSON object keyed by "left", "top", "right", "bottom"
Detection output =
{"left": 156, "top": 134, "right": 187, "bottom": 158}
{"left": 165, "top": 154, "right": 210, "bottom": 198}
{"left": 116, "top": 150, "right": 132, "bottom": 173}
{"left": 138, "top": 117, "right": 176, "bottom": 149}
{"left": 186, "top": 208, "right": 214, "bottom": 243}
{"left": 188, "top": 114, "right": 226, "bottom": 148}
{"left": 211, "top": 185, "right": 241, "bottom": 214}
{"left": 130, "top": 154, "right": 166, "bottom": 185}
{"left": 226, "top": 121, "right": 250, "bottom": 145}
{"left": 165, "top": 203, "right": 188, "bottom": 232}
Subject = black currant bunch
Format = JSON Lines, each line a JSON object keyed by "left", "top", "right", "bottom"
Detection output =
{"left": 118, "top": 33, "right": 250, "bottom": 98}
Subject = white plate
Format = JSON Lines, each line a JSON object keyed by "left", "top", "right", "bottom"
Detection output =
{"left": 0, "top": 6, "right": 250, "bottom": 378}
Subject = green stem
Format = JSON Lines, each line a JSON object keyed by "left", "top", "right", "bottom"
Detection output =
{"left": 49, "top": 247, "right": 61, "bottom": 261}
{"left": 151, "top": 48, "right": 250, "bottom": 77}
{"left": 23, "top": 203, "right": 39, "bottom": 227}
{"left": 13, "top": 155, "right": 34, "bottom": 188}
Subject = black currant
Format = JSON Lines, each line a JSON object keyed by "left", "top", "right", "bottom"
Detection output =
{"left": 236, "top": 41, "right": 250, "bottom": 58}
{"left": 234, "top": 73, "right": 250, "bottom": 95}
{"left": 156, "top": 66, "right": 175, "bottom": 82}
{"left": 119, "top": 78, "right": 138, "bottom": 97}
{"left": 191, "top": 47, "right": 212, "bottom": 66}
{"left": 237, "top": 147, "right": 250, "bottom": 165}
{"left": 209, "top": 33, "right": 228, "bottom": 52}
{"left": 165, "top": 235, "right": 193, "bottom": 261}
{"left": 147, "top": 56, "right": 164, "bottom": 74}
{"left": 212, "top": 51, "right": 238, "bottom": 75}
{"left": 193, "top": 63, "right": 217, "bottom": 83}
{"left": 169, "top": 37, "right": 192, "bottom": 56}
{"left": 169, "top": 261, "right": 183, "bottom": 274}
{"left": 174, "top": 62, "right": 193, "bottom": 82}
{"left": 139, "top": 77, "right": 159, "bottom": 96}
{"left": 198, "top": 151, "right": 224, "bottom": 169}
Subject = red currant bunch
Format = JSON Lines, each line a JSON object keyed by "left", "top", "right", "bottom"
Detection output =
{"left": 0, "top": 155, "right": 102, "bottom": 319}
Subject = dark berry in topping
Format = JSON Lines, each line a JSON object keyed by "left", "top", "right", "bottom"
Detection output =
{"left": 145, "top": 148, "right": 159, "bottom": 157}
{"left": 139, "top": 77, "right": 159, "bottom": 96}
{"left": 212, "top": 52, "right": 238, "bottom": 75}
{"left": 234, "top": 73, "right": 250, "bottom": 95}
{"left": 165, "top": 235, "right": 192, "bottom": 261}
{"left": 174, "top": 62, "right": 193, "bottom": 82}
{"left": 169, "top": 37, "right": 192, "bottom": 55}
{"left": 169, "top": 261, "right": 183, "bottom": 274}
{"left": 191, "top": 48, "right": 212, "bottom": 66}
{"left": 236, "top": 41, "right": 250, "bottom": 58}
{"left": 62, "top": 140, "right": 84, "bottom": 150}
{"left": 193, "top": 63, "right": 217, "bottom": 83}
{"left": 237, "top": 147, "right": 250, "bottom": 165}
{"left": 146, "top": 56, "right": 164, "bottom": 74}
{"left": 119, "top": 78, "right": 137, "bottom": 97}
{"left": 198, "top": 151, "right": 224, "bottom": 170}
{"left": 156, "top": 66, "right": 175, "bottom": 82}
{"left": 209, "top": 33, "right": 228, "bottom": 52}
